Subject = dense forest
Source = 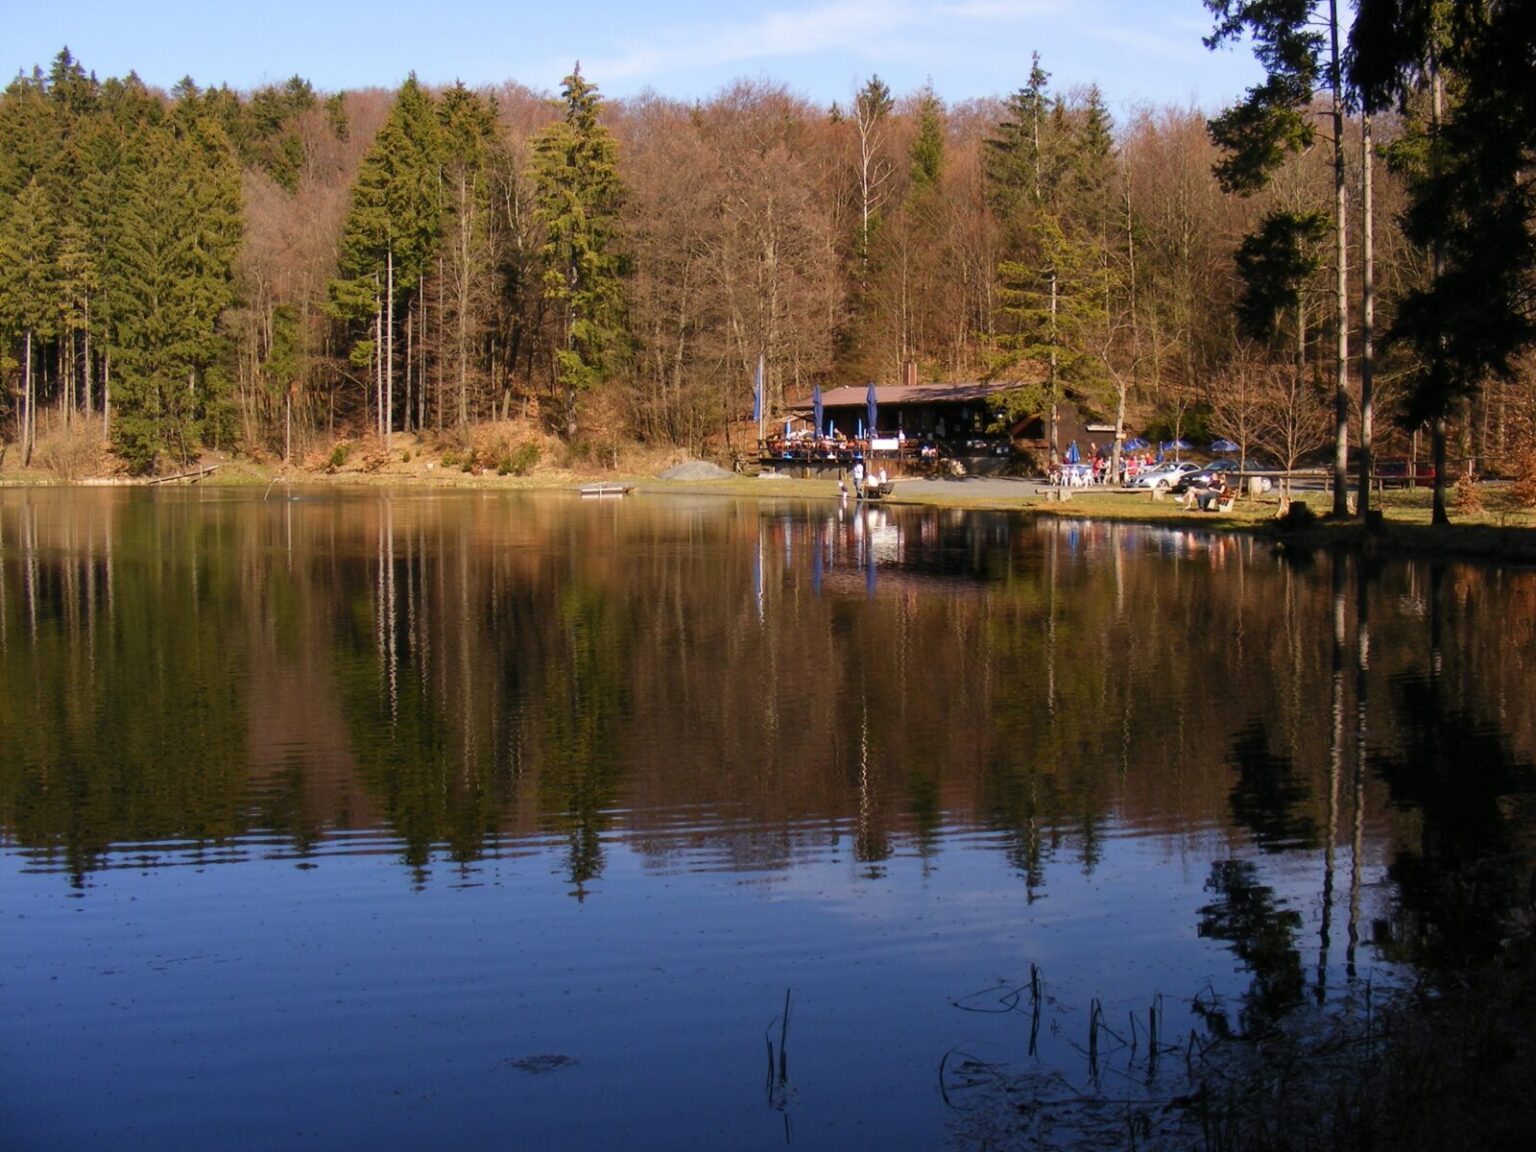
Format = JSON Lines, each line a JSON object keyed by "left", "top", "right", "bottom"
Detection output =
{"left": 0, "top": 1, "right": 1531, "bottom": 514}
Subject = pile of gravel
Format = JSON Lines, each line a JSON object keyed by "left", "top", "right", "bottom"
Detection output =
{"left": 658, "top": 460, "right": 736, "bottom": 480}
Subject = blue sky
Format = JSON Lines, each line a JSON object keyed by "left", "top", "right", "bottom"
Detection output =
{"left": 5, "top": 0, "right": 1261, "bottom": 114}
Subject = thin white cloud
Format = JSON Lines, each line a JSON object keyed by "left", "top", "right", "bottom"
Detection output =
{"left": 539, "top": 0, "right": 1256, "bottom": 111}
{"left": 580, "top": 0, "right": 1064, "bottom": 84}
{"left": 934, "top": 1, "right": 1063, "bottom": 18}
{"left": 582, "top": 1, "right": 899, "bottom": 80}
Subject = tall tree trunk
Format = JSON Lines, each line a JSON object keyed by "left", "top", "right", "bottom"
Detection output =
{"left": 102, "top": 344, "right": 111, "bottom": 440}
{"left": 83, "top": 296, "right": 93, "bottom": 422}
{"left": 1357, "top": 115, "right": 1375, "bottom": 517}
{"left": 404, "top": 307, "right": 414, "bottom": 435}
{"left": 373, "top": 294, "right": 383, "bottom": 439}
{"left": 1047, "top": 271, "right": 1059, "bottom": 465}
{"left": 1428, "top": 65, "right": 1450, "bottom": 525}
{"left": 418, "top": 272, "right": 427, "bottom": 433}
{"left": 385, "top": 246, "right": 395, "bottom": 444}
{"left": 1329, "top": 0, "right": 1351, "bottom": 517}
{"left": 21, "top": 329, "right": 34, "bottom": 466}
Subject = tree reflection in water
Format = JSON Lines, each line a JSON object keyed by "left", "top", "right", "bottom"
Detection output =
{"left": 1373, "top": 672, "right": 1535, "bottom": 972}
{"left": 4, "top": 492, "right": 1536, "bottom": 1149}
{"left": 1197, "top": 859, "right": 1305, "bottom": 1035}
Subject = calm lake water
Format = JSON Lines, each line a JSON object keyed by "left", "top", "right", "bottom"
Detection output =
{"left": 2, "top": 487, "right": 1533, "bottom": 1150}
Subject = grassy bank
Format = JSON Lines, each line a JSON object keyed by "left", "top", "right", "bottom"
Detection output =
{"left": 6, "top": 439, "right": 1535, "bottom": 564}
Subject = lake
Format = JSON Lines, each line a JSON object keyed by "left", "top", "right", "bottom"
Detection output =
{"left": 2, "top": 487, "right": 1532, "bottom": 1150}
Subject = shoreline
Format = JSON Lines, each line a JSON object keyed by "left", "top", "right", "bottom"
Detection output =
{"left": 5, "top": 461, "right": 1536, "bottom": 565}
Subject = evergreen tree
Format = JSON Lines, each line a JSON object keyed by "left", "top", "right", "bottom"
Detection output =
{"left": 0, "top": 177, "right": 58, "bottom": 462}
{"left": 438, "top": 82, "right": 503, "bottom": 435}
{"left": 985, "top": 54, "right": 1059, "bottom": 230}
{"left": 1206, "top": 0, "right": 1355, "bottom": 515}
{"left": 328, "top": 75, "right": 443, "bottom": 439}
{"left": 1352, "top": 0, "right": 1536, "bottom": 524}
{"left": 107, "top": 86, "right": 243, "bottom": 470}
{"left": 986, "top": 60, "right": 1111, "bottom": 463}
{"left": 909, "top": 88, "right": 944, "bottom": 192}
{"left": 532, "top": 66, "right": 628, "bottom": 439}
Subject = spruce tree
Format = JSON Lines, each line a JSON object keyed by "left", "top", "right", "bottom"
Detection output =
{"left": 328, "top": 76, "right": 443, "bottom": 440}
{"left": 1352, "top": 0, "right": 1536, "bottom": 524}
{"left": 0, "top": 177, "right": 58, "bottom": 463}
{"left": 107, "top": 85, "right": 243, "bottom": 470}
{"left": 986, "top": 59, "right": 1109, "bottom": 463}
{"left": 1206, "top": 0, "right": 1355, "bottom": 516}
{"left": 438, "top": 83, "right": 502, "bottom": 436}
{"left": 532, "top": 66, "right": 628, "bottom": 439}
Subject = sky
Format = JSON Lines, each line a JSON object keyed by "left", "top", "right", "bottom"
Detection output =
{"left": 3, "top": 0, "right": 1263, "bottom": 115}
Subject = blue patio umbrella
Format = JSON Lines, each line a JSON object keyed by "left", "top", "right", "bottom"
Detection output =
{"left": 1161, "top": 439, "right": 1192, "bottom": 451}
{"left": 812, "top": 383, "right": 824, "bottom": 438}
{"left": 1123, "top": 436, "right": 1149, "bottom": 451}
{"left": 1065, "top": 440, "right": 1080, "bottom": 464}
{"left": 1210, "top": 438, "right": 1240, "bottom": 453}
{"left": 866, "top": 381, "right": 878, "bottom": 437}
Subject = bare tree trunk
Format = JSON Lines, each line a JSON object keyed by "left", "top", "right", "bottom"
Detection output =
{"left": 1429, "top": 65, "right": 1450, "bottom": 525}
{"left": 385, "top": 246, "right": 394, "bottom": 444}
{"left": 21, "top": 329, "right": 34, "bottom": 466}
{"left": 102, "top": 344, "right": 111, "bottom": 441}
{"left": 1047, "top": 272, "right": 1059, "bottom": 464}
{"left": 1356, "top": 115, "right": 1375, "bottom": 518}
{"left": 418, "top": 272, "right": 427, "bottom": 433}
{"left": 404, "top": 307, "right": 414, "bottom": 435}
{"left": 373, "top": 292, "right": 382, "bottom": 439}
{"left": 437, "top": 256, "right": 445, "bottom": 434}
{"left": 1329, "top": 0, "right": 1351, "bottom": 517}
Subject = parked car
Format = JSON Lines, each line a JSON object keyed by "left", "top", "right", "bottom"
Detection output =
{"left": 1374, "top": 456, "right": 1435, "bottom": 486}
{"left": 1170, "top": 458, "right": 1240, "bottom": 493}
{"left": 1127, "top": 461, "right": 1200, "bottom": 489}
{"left": 1171, "top": 458, "right": 1277, "bottom": 494}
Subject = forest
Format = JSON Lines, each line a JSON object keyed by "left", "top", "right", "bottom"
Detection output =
{"left": 0, "top": 1, "right": 1532, "bottom": 520}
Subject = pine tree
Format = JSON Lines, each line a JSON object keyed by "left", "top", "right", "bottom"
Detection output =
{"left": 1352, "top": 0, "right": 1536, "bottom": 524}
{"left": 328, "top": 76, "right": 443, "bottom": 440}
{"left": 1206, "top": 0, "right": 1355, "bottom": 516}
{"left": 986, "top": 59, "right": 1109, "bottom": 463}
{"left": 107, "top": 85, "right": 243, "bottom": 470}
{"left": 438, "top": 82, "right": 503, "bottom": 436}
{"left": 0, "top": 177, "right": 58, "bottom": 463}
{"left": 532, "top": 66, "right": 628, "bottom": 439}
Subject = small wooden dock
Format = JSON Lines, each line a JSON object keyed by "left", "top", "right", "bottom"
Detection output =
{"left": 148, "top": 464, "right": 220, "bottom": 485}
{"left": 579, "top": 483, "right": 635, "bottom": 498}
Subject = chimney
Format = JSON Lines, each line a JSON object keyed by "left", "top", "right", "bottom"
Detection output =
{"left": 903, "top": 360, "right": 918, "bottom": 389}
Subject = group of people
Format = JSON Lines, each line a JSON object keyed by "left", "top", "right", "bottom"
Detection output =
{"left": 1048, "top": 451, "right": 1165, "bottom": 488}
{"left": 1181, "top": 475, "right": 1232, "bottom": 512}
{"left": 843, "top": 460, "right": 889, "bottom": 499}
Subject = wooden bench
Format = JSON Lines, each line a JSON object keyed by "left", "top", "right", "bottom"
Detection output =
{"left": 1181, "top": 487, "right": 1235, "bottom": 512}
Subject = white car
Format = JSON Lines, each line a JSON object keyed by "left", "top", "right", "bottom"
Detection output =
{"left": 1126, "top": 462, "right": 1200, "bottom": 489}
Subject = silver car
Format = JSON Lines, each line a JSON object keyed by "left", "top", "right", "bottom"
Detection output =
{"left": 1126, "top": 462, "right": 1200, "bottom": 489}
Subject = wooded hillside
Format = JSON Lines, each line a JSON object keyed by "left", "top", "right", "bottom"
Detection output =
{"left": 1, "top": 11, "right": 1531, "bottom": 495}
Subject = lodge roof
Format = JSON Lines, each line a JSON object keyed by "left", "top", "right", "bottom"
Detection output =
{"left": 794, "top": 380, "right": 1028, "bottom": 410}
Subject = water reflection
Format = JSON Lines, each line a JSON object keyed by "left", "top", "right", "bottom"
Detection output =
{"left": 1, "top": 490, "right": 1532, "bottom": 899}
{"left": 2, "top": 489, "right": 1535, "bottom": 1148}
{"left": 1198, "top": 858, "right": 1305, "bottom": 1034}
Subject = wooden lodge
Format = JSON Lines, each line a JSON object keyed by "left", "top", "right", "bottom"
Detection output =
{"left": 761, "top": 364, "right": 1108, "bottom": 479}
